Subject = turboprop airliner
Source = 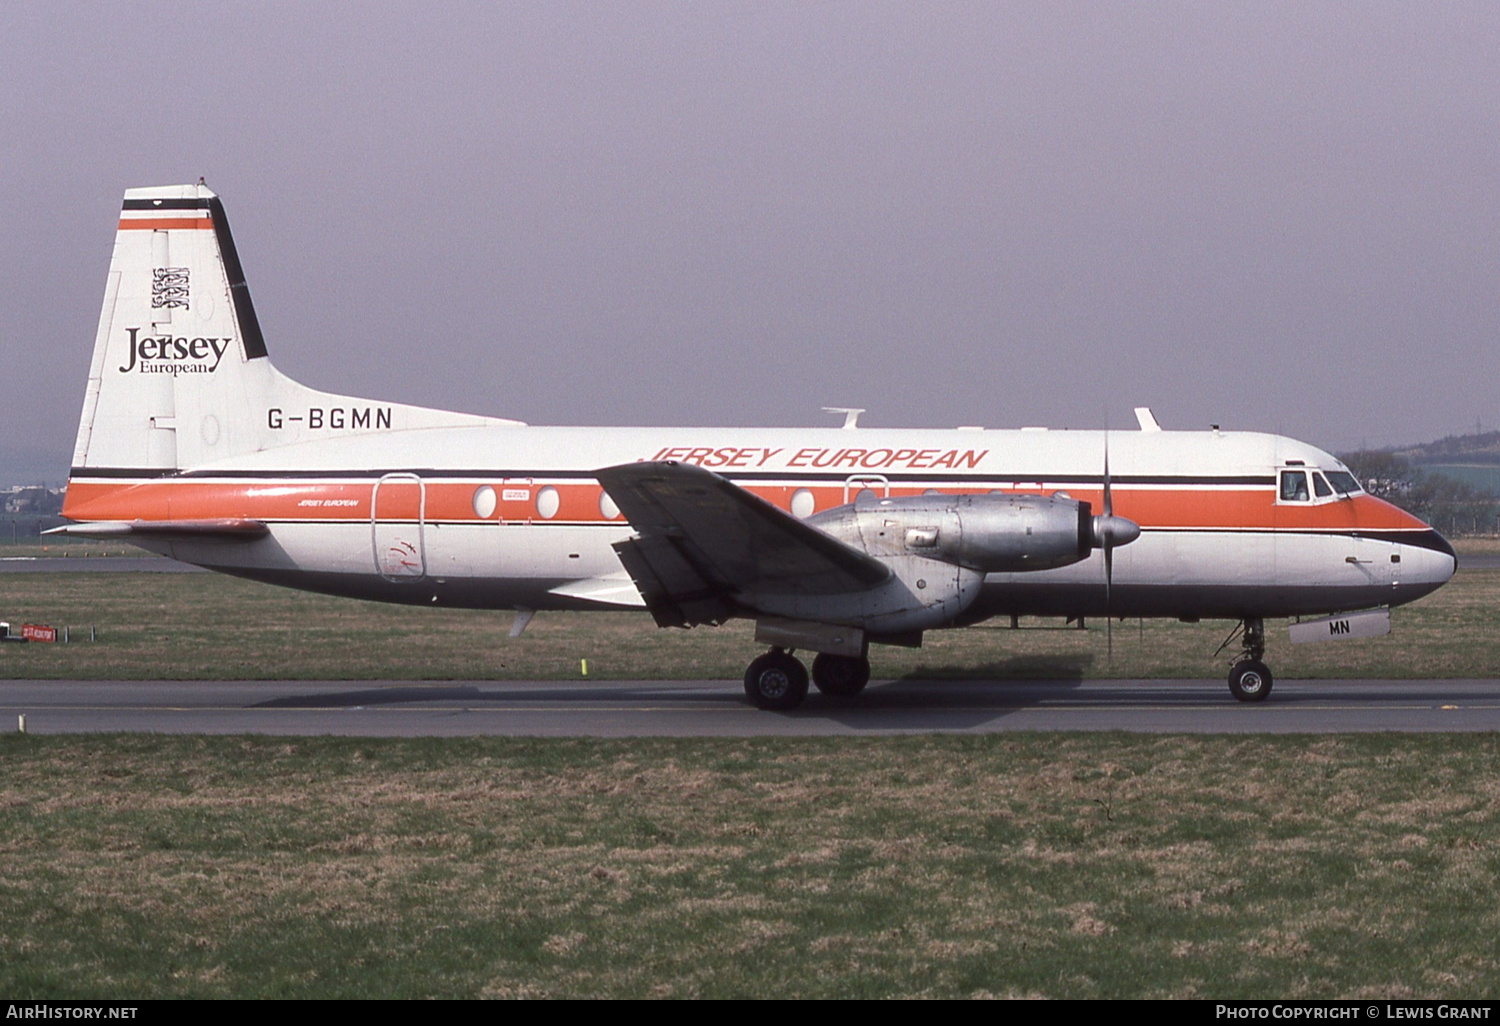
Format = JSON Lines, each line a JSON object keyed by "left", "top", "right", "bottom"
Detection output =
{"left": 54, "top": 184, "right": 1456, "bottom": 708}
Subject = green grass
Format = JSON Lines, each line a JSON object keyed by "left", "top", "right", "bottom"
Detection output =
{"left": 1, "top": 559, "right": 1496, "bottom": 681}
{"left": 3, "top": 549, "right": 1498, "bottom": 999}
{"left": 1, "top": 733, "right": 1497, "bottom": 998}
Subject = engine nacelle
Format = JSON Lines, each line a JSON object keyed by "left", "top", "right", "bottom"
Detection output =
{"left": 808, "top": 491, "right": 1136, "bottom": 573}
{"left": 743, "top": 491, "right": 1140, "bottom": 638}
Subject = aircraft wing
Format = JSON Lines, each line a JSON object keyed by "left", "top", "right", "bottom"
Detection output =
{"left": 596, "top": 461, "right": 889, "bottom": 628}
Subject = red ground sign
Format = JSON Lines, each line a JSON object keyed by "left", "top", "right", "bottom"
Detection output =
{"left": 20, "top": 624, "right": 56, "bottom": 642}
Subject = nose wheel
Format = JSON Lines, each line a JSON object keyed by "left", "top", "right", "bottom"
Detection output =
{"left": 1225, "top": 618, "right": 1273, "bottom": 702}
{"left": 1228, "top": 659, "right": 1273, "bottom": 702}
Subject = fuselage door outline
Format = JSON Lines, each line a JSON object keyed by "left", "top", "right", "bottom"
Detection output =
{"left": 372, "top": 473, "right": 426, "bottom": 582}
{"left": 843, "top": 474, "right": 890, "bottom": 504}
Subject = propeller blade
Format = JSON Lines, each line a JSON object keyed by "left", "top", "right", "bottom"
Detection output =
{"left": 1104, "top": 430, "right": 1113, "bottom": 661}
{"left": 1105, "top": 539, "right": 1114, "bottom": 661}
{"left": 1103, "top": 440, "right": 1113, "bottom": 518}
{"left": 1089, "top": 429, "right": 1140, "bottom": 551}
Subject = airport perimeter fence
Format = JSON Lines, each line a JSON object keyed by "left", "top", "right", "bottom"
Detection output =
{"left": 0, "top": 515, "right": 68, "bottom": 544}
{"left": 1418, "top": 502, "right": 1500, "bottom": 538}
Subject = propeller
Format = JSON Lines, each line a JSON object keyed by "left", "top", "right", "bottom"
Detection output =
{"left": 1091, "top": 432, "right": 1141, "bottom": 660}
{"left": 1103, "top": 436, "right": 1114, "bottom": 659}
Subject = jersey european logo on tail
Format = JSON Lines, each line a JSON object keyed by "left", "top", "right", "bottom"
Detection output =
{"left": 117, "top": 328, "right": 233, "bottom": 373}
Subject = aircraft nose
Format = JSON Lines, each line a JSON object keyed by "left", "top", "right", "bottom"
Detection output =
{"left": 1427, "top": 525, "right": 1457, "bottom": 559}
{"left": 1435, "top": 531, "right": 1457, "bottom": 580}
{"left": 1396, "top": 530, "right": 1456, "bottom": 601}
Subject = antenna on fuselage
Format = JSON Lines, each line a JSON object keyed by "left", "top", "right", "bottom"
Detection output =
{"left": 1134, "top": 407, "right": 1162, "bottom": 432}
{"left": 822, "top": 407, "right": 865, "bottom": 430}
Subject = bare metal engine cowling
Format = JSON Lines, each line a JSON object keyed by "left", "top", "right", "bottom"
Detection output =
{"left": 808, "top": 491, "right": 1100, "bottom": 573}
{"left": 745, "top": 491, "right": 1137, "bottom": 635}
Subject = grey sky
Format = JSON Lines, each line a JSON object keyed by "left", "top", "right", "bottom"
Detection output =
{"left": 3, "top": 1, "right": 1497, "bottom": 483}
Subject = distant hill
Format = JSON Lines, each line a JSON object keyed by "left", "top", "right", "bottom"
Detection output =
{"left": 1390, "top": 430, "right": 1500, "bottom": 466}
{"left": 1338, "top": 430, "right": 1500, "bottom": 533}
{"left": 1373, "top": 430, "right": 1500, "bottom": 499}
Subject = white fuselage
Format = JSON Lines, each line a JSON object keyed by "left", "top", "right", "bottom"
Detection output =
{"left": 64, "top": 422, "right": 1456, "bottom": 623}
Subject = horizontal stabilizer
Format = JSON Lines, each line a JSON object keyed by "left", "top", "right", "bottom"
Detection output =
{"left": 45, "top": 519, "right": 270, "bottom": 539}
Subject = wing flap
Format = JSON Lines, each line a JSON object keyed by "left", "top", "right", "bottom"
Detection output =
{"left": 596, "top": 461, "right": 888, "bottom": 626}
{"left": 611, "top": 532, "right": 733, "bottom": 628}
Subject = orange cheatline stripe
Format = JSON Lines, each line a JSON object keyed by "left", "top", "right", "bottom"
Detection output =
{"left": 60, "top": 478, "right": 1434, "bottom": 533}
{"left": 117, "top": 217, "right": 213, "bottom": 231}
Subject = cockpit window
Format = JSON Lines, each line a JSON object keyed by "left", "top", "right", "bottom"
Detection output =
{"left": 1324, "top": 471, "right": 1361, "bottom": 495}
{"left": 1280, "top": 470, "right": 1309, "bottom": 502}
{"left": 1283, "top": 467, "right": 1362, "bottom": 502}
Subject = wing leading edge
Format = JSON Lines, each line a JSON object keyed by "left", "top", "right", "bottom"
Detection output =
{"left": 595, "top": 461, "right": 889, "bottom": 628}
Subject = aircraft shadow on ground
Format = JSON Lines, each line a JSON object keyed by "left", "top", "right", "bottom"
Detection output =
{"left": 250, "top": 684, "right": 747, "bottom": 710}
{"left": 250, "top": 655, "right": 1096, "bottom": 713}
{"left": 248, "top": 681, "right": 1076, "bottom": 732}
{"left": 800, "top": 654, "right": 1094, "bottom": 730}
{"left": 249, "top": 654, "right": 1108, "bottom": 733}
{"left": 889, "top": 653, "right": 1093, "bottom": 686}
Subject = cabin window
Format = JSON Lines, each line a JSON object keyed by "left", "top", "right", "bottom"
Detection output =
{"left": 1279, "top": 470, "right": 1309, "bottom": 502}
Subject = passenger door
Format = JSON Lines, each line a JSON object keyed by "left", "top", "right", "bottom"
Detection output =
{"left": 371, "top": 473, "right": 426, "bottom": 581}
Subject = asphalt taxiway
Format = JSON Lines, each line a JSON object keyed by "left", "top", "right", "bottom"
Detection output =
{"left": 4, "top": 677, "right": 1500, "bottom": 735}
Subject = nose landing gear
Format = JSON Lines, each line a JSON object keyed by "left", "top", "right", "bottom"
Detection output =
{"left": 1226, "top": 617, "right": 1273, "bottom": 702}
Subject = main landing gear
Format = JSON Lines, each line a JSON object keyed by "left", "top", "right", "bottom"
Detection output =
{"left": 1226, "top": 617, "right": 1273, "bottom": 703}
{"left": 742, "top": 648, "right": 872, "bottom": 710}
{"left": 811, "top": 653, "right": 870, "bottom": 696}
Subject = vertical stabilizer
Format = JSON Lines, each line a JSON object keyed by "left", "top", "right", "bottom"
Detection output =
{"left": 73, "top": 184, "right": 241, "bottom": 471}
{"left": 71, "top": 185, "right": 517, "bottom": 475}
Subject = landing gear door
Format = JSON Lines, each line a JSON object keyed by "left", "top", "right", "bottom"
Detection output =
{"left": 372, "top": 473, "right": 426, "bottom": 581}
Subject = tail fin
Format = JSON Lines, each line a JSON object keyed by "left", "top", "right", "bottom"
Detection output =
{"left": 71, "top": 183, "right": 515, "bottom": 475}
